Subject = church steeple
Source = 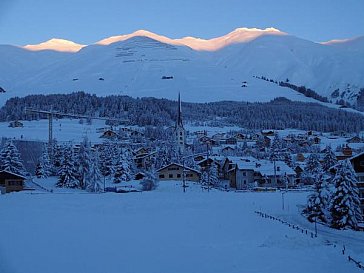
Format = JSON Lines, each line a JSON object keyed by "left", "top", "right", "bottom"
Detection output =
{"left": 177, "top": 92, "right": 183, "bottom": 127}
{"left": 175, "top": 92, "right": 185, "bottom": 154}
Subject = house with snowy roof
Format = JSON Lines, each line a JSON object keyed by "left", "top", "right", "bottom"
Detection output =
{"left": 157, "top": 163, "right": 200, "bottom": 182}
{"left": 0, "top": 171, "right": 26, "bottom": 193}
{"left": 223, "top": 157, "right": 296, "bottom": 190}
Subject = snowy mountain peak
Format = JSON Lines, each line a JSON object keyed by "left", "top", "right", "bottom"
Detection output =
{"left": 23, "top": 38, "right": 86, "bottom": 53}
{"left": 96, "top": 27, "right": 286, "bottom": 51}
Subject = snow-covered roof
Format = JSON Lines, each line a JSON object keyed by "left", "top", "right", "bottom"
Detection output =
{"left": 229, "top": 157, "right": 296, "bottom": 176}
{"left": 0, "top": 170, "right": 26, "bottom": 179}
{"left": 156, "top": 163, "right": 201, "bottom": 174}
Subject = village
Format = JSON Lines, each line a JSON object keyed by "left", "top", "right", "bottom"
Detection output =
{"left": 0, "top": 95, "right": 364, "bottom": 224}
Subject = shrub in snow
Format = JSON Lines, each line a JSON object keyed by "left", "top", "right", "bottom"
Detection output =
{"left": 329, "top": 160, "right": 363, "bottom": 230}
{"left": 140, "top": 170, "right": 158, "bottom": 191}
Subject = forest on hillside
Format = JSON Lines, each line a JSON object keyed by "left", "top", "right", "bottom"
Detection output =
{"left": 1, "top": 92, "right": 364, "bottom": 132}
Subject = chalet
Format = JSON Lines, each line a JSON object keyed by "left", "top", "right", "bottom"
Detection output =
{"left": 223, "top": 157, "right": 296, "bottom": 190}
{"left": 347, "top": 136, "right": 362, "bottom": 143}
{"left": 0, "top": 171, "right": 26, "bottom": 193}
{"left": 224, "top": 137, "right": 237, "bottom": 145}
{"left": 100, "top": 130, "right": 118, "bottom": 139}
{"left": 221, "top": 146, "right": 235, "bottom": 156}
{"left": 133, "top": 148, "right": 156, "bottom": 169}
{"left": 199, "top": 136, "right": 212, "bottom": 144}
{"left": 335, "top": 145, "right": 353, "bottom": 161}
{"left": 195, "top": 130, "right": 207, "bottom": 138}
{"left": 196, "top": 157, "right": 224, "bottom": 178}
{"left": 9, "top": 121, "right": 23, "bottom": 128}
{"left": 234, "top": 133, "right": 246, "bottom": 142}
{"left": 311, "top": 136, "right": 321, "bottom": 144}
{"left": 261, "top": 130, "right": 275, "bottom": 136}
{"left": 157, "top": 163, "right": 200, "bottom": 182}
{"left": 348, "top": 152, "right": 364, "bottom": 216}
{"left": 211, "top": 133, "right": 225, "bottom": 142}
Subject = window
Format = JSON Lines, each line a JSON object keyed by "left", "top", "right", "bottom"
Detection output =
{"left": 180, "top": 132, "right": 183, "bottom": 136}
{"left": 244, "top": 180, "right": 246, "bottom": 184}
{"left": 169, "top": 174, "right": 173, "bottom": 178}
{"left": 360, "top": 161, "right": 364, "bottom": 167}
{"left": 177, "top": 174, "right": 181, "bottom": 178}
{"left": 276, "top": 166, "right": 281, "bottom": 171}
{"left": 7, "top": 180, "right": 22, "bottom": 186}
{"left": 180, "top": 137, "right": 183, "bottom": 141}
{"left": 159, "top": 174, "right": 165, "bottom": 179}
{"left": 243, "top": 172, "right": 246, "bottom": 176}
{"left": 0, "top": 180, "right": 4, "bottom": 185}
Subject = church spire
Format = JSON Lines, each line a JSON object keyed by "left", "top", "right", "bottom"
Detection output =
{"left": 177, "top": 92, "right": 183, "bottom": 127}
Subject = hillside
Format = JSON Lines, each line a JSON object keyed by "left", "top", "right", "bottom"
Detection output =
{"left": 0, "top": 28, "right": 363, "bottom": 106}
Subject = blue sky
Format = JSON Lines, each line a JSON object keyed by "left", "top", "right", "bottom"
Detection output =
{"left": 1, "top": 0, "right": 364, "bottom": 45}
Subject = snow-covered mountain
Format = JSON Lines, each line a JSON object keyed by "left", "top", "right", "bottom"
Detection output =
{"left": 0, "top": 28, "right": 363, "bottom": 105}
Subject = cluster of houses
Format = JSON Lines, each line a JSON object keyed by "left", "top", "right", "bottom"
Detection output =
{"left": 2, "top": 94, "right": 364, "bottom": 218}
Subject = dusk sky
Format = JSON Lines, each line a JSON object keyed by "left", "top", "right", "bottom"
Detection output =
{"left": 1, "top": 0, "right": 364, "bottom": 46}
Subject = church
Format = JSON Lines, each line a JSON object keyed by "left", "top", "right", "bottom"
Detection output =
{"left": 175, "top": 93, "right": 185, "bottom": 154}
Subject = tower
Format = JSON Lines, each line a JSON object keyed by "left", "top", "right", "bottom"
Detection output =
{"left": 175, "top": 93, "right": 185, "bottom": 154}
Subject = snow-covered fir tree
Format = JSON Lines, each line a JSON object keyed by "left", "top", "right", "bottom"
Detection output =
{"left": 76, "top": 137, "right": 92, "bottom": 189}
{"left": 56, "top": 145, "right": 78, "bottom": 188}
{"left": 98, "top": 142, "right": 115, "bottom": 177}
{"left": 209, "top": 162, "right": 219, "bottom": 187}
{"left": 0, "top": 139, "right": 26, "bottom": 175}
{"left": 35, "top": 144, "right": 52, "bottom": 178}
{"left": 322, "top": 146, "right": 337, "bottom": 172}
{"left": 86, "top": 151, "right": 102, "bottom": 193}
{"left": 140, "top": 169, "right": 158, "bottom": 191}
{"left": 302, "top": 153, "right": 321, "bottom": 184}
{"left": 113, "top": 152, "right": 132, "bottom": 183}
{"left": 304, "top": 173, "right": 332, "bottom": 223}
{"left": 330, "top": 160, "right": 363, "bottom": 229}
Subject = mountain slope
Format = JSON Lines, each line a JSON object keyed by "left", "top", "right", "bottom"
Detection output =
{"left": 0, "top": 28, "right": 363, "bottom": 106}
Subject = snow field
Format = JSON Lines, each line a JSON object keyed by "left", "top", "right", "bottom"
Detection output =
{"left": 0, "top": 182, "right": 362, "bottom": 273}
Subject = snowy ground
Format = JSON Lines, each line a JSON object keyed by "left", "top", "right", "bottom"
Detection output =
{"left": 0, "top": 181, "right": 363, "bottom": 273}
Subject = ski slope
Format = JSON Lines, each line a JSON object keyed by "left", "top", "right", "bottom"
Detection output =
{"left": 0, "top": 182, "right": 362, "bottom": 273}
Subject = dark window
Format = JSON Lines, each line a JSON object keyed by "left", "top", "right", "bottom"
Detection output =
{"left": 276, "top": 166, "right": 281, "bottom": 171}
{"left": 177, "top": 174, "right": 181, "bottom": 178}
{"left": 169, "top": 174, "right": 173, "bottom": 178}
{"left": 180, "top": 132, "right": 183, "bottom": 136}
{"left": 243, "top": 172, "right": 246, "bottom": 176}
{"left": 159, "top": 174, "right": 165, "bottom": 179}
{"left": 360, "top": 161, "right": 364, "bottom": 167}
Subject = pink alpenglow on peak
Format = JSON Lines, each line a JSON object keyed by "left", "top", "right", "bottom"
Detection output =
{"left": 23, "top": 38, "right": 86, "bottom": 53}
{"left": 96, "top": 27, "right": 286, "bottom": 51}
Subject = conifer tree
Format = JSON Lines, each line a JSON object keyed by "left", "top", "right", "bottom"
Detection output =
{"left": 0, "top": 139, "right": 26, "bottom": 175}
{"left": 140, "top": 169, "right": 158, "bottom": 191}
{"left": 322, "top": 146, "right": 337, "bottom": 172}
{"left": 56, "top": 145, "right": 78, "bottom": 188}
{"left": 113, "top": 152, "right": 132, "bottom": 183}
{"left": 330, "top": 160, "right": 363, "bottom": 229}
{"left": 302, "top": 153, "right": 321, "bottom": 184}
{"left": 86, "top": 151, "right": 102, "bottom": 192}
{"left": 77, "top": 137, "right": 92, "bottom": 189}
{"left": 35, "top": 144, "right": 52, "bottom": 178}
{"left": 305, "top": 173, "right": 331, "bottom": 223}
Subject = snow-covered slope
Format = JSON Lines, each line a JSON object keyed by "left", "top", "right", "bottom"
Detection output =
{"left": 0, "top": 28, "right": 363, "bottom": 105}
